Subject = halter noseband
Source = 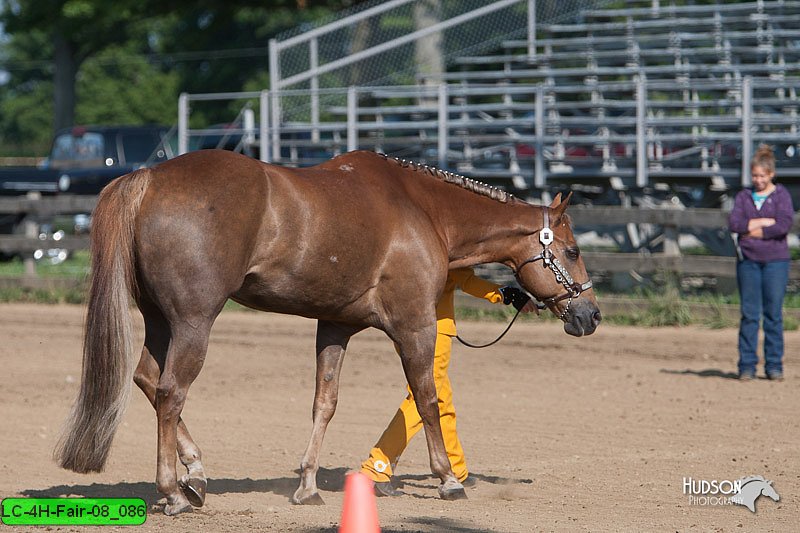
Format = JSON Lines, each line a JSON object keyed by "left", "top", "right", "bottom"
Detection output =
{"left": 512, "top": 207, "right": 594, "bottom": 322}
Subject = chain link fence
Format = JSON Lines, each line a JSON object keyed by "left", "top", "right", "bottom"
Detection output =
{"left": 271, "top": 0, "right": 616, "bottom": 122}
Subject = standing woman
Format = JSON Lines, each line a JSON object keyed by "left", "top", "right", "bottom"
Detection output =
{"left": 729, "top": 145, "right": 795, "bottom": 381}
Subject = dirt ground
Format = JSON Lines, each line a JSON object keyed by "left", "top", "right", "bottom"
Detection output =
{"left": 0, "top": 303, "right": 798, "bottom": 532}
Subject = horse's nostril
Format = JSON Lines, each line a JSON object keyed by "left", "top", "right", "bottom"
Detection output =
{"left": 592, "top": 310, "right": 602, "bottom": 325}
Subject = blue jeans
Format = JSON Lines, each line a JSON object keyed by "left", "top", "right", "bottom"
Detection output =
{"left": 737, "top": 259, "right": 789, "bottom": 375}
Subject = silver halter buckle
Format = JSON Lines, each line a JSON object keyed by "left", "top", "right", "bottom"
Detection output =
{"left": 539, "top": 226, "right": 553, "bottom": 246}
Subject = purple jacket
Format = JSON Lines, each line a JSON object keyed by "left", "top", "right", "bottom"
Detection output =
{"left": 728, "top": 184, "right": 794, "bottom": 262}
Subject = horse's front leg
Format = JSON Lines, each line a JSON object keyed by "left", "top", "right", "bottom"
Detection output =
{"left": 292, "top": 321, "right": 360, "bottom": 505}
{"left": 396, "top": 325, "right": 466, "bottom": 500}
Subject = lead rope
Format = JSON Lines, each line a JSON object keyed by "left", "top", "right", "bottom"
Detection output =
{"left": 455, "top": 307, "right": 524, "bottom": 348}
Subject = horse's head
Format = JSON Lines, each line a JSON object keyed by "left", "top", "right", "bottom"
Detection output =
{"left": 762, "top": 480, "right": 780, "bottom": 502}
{"left": 509, "top": 193, "right": 601, "bottom": 337}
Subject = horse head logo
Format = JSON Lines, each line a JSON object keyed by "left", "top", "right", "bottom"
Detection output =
{"left": 730, "top": 476, "right": 780, "bottom": 513}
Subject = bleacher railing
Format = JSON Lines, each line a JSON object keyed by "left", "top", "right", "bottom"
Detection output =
{"left": 176, "top": 0, "right": 800, "bottom": 192}
{"left": 176, "top": 74, "right": 800, "bottom": 191}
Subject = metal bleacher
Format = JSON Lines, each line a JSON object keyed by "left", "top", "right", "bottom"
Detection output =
{"left": 176, "top": 0, "right": 800, "bottom": 205}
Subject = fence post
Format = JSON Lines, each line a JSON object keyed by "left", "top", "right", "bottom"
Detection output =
{"left": 243, "top": 106, "right": 256, "bottom": 153}
{"left": 438, "top": 83, "right": 448, "bottom": 169}
{"left": 259, "top": 90, "right": 270, "bottom": 163}
{"left": 269, "top": 38, "right": 282, "bottom": 162}
{"left": 23, "top": 191, "right": 40, "bottom": 278}
{"left": 636, "top": 75, "right": 648, "bottom": 188}
{"left": 347, "top": 86, "right": 358, "bottom": 152}
{"left": 310, "top": 37, "right": 320, "bottom": 143}
{"left": 741, "top": 76, "right": 753, "bottom": 187}
{"left": 527, "top": 0, "right": 537, "bottom": 60}
{"left": 178, "top": 93, "right": 189, "bottom": 155}
{"left": 663, "top": 225, "right": 681, "bottom": 257}
{"left": 535, "top": 84, "right": 545, "bottom": 188}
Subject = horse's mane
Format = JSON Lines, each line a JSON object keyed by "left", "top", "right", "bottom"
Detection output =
{"left": 382, "top": 154, "right": 516, "bottom": 204}
{"left": 739, "top": 476, "right": 767, "bottom": 486}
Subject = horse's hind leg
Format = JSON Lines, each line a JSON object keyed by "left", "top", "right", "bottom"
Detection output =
{"left": 152, "top": 319, "right": 214, "bottom": 515}
{"left": 133, "top": 306, "right": 207, "bottom": 508}
{"left": 293, "top": 321, "right": 361, "bottom": 505}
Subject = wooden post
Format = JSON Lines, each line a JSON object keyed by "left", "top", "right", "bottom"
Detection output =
{"left": 663, "top": 224, "right": 681, "bottom": 257}
{"left": 23, "top": 191, "right": 41, "bottom": 278}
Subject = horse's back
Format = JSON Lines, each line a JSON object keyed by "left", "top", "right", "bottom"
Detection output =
{"left": 126, "top": 150, "right": 444, "bottom": 326}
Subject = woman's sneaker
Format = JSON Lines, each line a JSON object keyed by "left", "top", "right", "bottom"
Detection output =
{"left": 738, "top": 371, "right": 756, "bottom": 381}
{"left": 766, "top": 371, "right": 784, "bottom": 381}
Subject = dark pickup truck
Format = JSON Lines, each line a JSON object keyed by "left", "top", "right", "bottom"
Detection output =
{"left": 0, "top": 125, "right": 172, "bottom": 196}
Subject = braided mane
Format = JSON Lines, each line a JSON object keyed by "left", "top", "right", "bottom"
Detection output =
{"left": 382, "top": 154, "right": 514, "bottom": 204}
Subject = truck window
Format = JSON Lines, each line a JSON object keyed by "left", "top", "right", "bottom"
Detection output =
{"left": 120, "top": 131, "right": 164, "bottom": 165}
{"left": 51, "top": 132, "right": 104, "bottom": 167}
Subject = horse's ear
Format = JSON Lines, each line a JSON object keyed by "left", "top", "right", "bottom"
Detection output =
{"left": 551, "top": 191, "right": 573, "bottom": 225}
{"left": 549, "top": 193, "right": 563, "bottom": 208}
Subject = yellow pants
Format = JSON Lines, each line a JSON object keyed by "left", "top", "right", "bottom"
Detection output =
{"left": 361, "top": 333, "right": 468, "bottom": 483}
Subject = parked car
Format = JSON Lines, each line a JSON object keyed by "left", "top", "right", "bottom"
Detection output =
{"left": 0, "top": 124, "right": 172, "bottom": 196}
{"left": 0, "top": 125, "right": 172, "bottom": 261}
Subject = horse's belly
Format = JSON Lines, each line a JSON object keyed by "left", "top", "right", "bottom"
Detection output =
{"left": 231, "top": 269, "right": 379, "bottom": 325}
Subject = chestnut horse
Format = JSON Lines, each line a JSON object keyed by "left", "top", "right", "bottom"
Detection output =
{"left": 55, "top": 149, "right": 600, "bottom": 515}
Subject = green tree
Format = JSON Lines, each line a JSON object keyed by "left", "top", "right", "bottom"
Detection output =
{"left": 1, "top": 0, "right": 155, "bottom": 131}
{"left": 0, "top": 27, "right": 54, "bottom": 154}
{"left": 75, "top": 45, "right": 180, "bottom": 126}
{"left": 0, "top": 0, "right": 365, "bottom": 154}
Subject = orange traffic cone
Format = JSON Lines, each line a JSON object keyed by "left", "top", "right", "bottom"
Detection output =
{"left": 339, "top": 472, "right": 380, "bottom": 533}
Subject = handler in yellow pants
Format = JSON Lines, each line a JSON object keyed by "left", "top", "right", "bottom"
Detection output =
{"left": 361, "top": 267, "right": 534, "bottom": 494}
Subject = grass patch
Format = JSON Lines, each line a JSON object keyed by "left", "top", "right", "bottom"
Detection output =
{"left": 602, "top": 285, "right": 692, "bottom": 327}
{"left": 0, "top": 250, "right": 90, "bottom": 278}
{"left": 0, "top": 286, "right": 86, "bottom": 304}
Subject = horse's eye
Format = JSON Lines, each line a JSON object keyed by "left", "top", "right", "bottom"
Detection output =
{"left": 566, "top": 247, "right": 580, "bottom": 261}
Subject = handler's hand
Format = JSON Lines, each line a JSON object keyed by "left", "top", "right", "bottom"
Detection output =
{"left": 500, "top": 286, "right": 533, "bottom": 312}
{"left": 520, "top": 299, "right": 539, "bottom": 315}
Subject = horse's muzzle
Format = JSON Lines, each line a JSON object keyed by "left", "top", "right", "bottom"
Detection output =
{"left": 563, "top": 300, "right": 601, "bottom": 337}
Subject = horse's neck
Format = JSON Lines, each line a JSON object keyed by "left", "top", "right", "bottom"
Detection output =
{"left": 435, "top": 195, "right": 536, "bottom": 268}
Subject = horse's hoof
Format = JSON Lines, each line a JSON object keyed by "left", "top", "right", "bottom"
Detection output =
{"left": 179, "top": 477, "right": 207, "bottom": 507}
{"left": 439, "top": 483, "right": 468, "bottom": 501}
{"left": 291, "top": 491, "right": 325, "bottom": 505}
{"left": 164, "top": 499, "right": 193, "bottom": 516}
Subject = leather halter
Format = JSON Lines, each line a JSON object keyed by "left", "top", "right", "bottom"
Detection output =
{"left": 512, "top": 207, "right": 594, "bottom": 322}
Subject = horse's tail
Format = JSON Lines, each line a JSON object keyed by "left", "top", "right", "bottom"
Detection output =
{"left": 55, "top": 169, "right": 153, "bottom": 473}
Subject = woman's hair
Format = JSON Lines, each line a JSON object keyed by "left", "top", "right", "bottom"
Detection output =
{"left": 751, "top": 144, "right": 776, "bottom": 174}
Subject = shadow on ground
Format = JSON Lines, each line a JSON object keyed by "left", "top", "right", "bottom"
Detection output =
{"left": 22, "top": 466, "right": 352, "bottom": 506}
{"left": 660, "top": 368, "right": 740, "bottom": 380}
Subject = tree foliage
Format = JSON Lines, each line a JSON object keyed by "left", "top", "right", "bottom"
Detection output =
{"left": 0, "top": 0, "right": 364, "bottom": 156}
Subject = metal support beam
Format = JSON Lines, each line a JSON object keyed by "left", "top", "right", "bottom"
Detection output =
{"left": 535, "top": 85, "right": 545, "bottom": 188}
{"left": 741, "top": 76, "right": 753, "bottom": 187}
{"left": 528, "top": 0, "right": 537, "bottom": 59}
{"left": 635, "top": 75, "right": 648, "bottom": 188}
{"left": 178, "top": 92, "right": 189, "bottom": 155}
{"left": 259, "top": 90, "right": 270, "bottom": 162}
{"left": 438, "top": 84, "right": 448, "bottom": 170}
{"left": 347, "top": 86, "right": 358, "bottom": 152}
{"left": 269, "top": 39, "right": 282, "bottom": 162}
{"left": 310, "top": 37, "right": 320, "bottom": 143}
